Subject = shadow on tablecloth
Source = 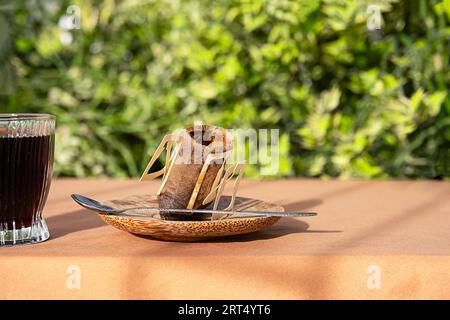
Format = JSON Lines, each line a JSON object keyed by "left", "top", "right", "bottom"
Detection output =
{"left": 46, "top": 209, "right": 105, "bottom": 239}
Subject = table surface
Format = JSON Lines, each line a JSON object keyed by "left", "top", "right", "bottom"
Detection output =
{"left": 1, "top": 178, "right": 449, "bottom": 299}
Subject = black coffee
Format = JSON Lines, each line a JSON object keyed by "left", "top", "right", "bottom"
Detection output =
{"left": 0, "top": 135, "right": 54, "bottom": 229}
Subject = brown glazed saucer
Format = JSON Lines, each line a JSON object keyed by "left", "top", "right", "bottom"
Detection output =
{"left": 99, "top": 195, "right": 283, "bottom": 242}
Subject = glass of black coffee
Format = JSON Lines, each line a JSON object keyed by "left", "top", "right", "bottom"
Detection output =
{"left": 0, "top": 114, "right": 55, "bottom": 246}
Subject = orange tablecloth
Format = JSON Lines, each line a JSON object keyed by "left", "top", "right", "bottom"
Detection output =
{"left": 1, "top": 179, "right": 449, "bottom": 299}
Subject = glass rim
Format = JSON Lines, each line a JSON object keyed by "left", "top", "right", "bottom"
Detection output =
{"left": 0, "top": 113, "right": 55, "bottom": 121}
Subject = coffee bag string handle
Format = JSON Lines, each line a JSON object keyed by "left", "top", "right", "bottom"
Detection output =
{"left": 206, "top": 161, "right": 246, "bottom": 220}
{"left": 139, "top": 134, "right": 183, "bottom": 183}
{"left": 186, "top": 150, "right": 232, "bottom": 210}
{"left": 156, "top": 138, "right": 184, "bottom": 196}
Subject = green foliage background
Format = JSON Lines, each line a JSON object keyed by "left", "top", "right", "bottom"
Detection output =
{"left": 1, "top": 0, "right": 449, "bottom": 179}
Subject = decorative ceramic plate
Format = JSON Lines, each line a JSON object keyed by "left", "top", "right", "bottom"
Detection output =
{"left": 99, "top": 195, "right": 284, "bottom": 241}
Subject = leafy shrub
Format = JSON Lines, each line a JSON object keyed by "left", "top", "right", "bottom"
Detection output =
{"left": 1, "top": 0, "right": 449, "bottom": 179}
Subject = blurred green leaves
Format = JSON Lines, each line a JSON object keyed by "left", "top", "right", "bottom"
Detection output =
{"left": 0, "top": 0, "right": 15, "bottom": 94}
{"left": 1, "top": 0, "right": 449, "bottom": 179}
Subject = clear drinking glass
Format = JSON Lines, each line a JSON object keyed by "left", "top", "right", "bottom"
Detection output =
{"left": 0, "top": 114, "right": 55, "bottom": 246}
